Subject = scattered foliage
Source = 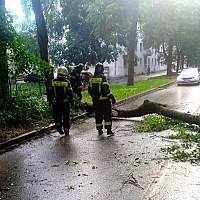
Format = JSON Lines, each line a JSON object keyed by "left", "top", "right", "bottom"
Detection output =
{"left": 136, "top": 113, "right": 200, "bottom": 163}
{"left": 135, "top": 114, "right": 172, "bottom": 132}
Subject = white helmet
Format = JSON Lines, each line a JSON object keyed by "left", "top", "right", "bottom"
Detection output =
{"left": 57, "top": 66, "right": 68, "bottom": 76}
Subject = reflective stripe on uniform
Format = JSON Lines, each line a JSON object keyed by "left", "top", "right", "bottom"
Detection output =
{"left": 104, "top": 122, "right": 112, "bottom": 126}
{"left": 52, "top": 81, "right": 69, "bottom": 97}
{"left": 96, "top": 123, "right": 103, "bottom": 127}
{"left": 99, "top": 93, "right": 111, "bottom": 100}
{"left": 89, "top": 78, "right": 103, "bottom": 97}
{"left": 89, "top": 78, "right": 102, "bottom": 87}
{"left": 102, "top": 82, "right": 109, "bottom": 86}
{"left": 99, "top": 96, "right": 109, "bottom": 100}
{"left": 52, "top": 81, "right": 69, "bottom": 87}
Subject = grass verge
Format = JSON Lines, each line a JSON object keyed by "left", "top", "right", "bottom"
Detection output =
{"left": 83, "top": 79, "right": 173, "bottom": 103}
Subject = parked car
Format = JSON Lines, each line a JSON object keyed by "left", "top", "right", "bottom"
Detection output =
{"left": 177, "top": 68, "right": 200, "bottom": 85}
{"left": 23, "top": 74, "right": 41, "bottom": 83}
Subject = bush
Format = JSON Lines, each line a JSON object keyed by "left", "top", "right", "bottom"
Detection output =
{"left": 0, "top": 92, "right": 51, "bottom": 127}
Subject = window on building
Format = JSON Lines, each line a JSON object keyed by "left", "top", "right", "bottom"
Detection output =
{"left": 152, "top": 58, "right": 154, "bottom": 65}
{"left": 140, "top": 43, "right": 143, "bottom": 52}
{"left": 140, "top": 58, "right": 142, "bottom": 65}
{"left": 155, "top": 58, "right": 157, "bottom": 65}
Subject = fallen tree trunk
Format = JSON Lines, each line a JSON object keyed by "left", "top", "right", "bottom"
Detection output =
{"left": 83, "top": 100, "right": 200, "bottom": 126}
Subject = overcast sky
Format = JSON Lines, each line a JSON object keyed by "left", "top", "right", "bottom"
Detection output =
{"left": 5, "top": 0, "right": 24, "bottom": 21}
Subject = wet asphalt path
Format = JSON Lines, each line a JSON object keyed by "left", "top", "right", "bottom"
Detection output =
{"left": 0, "top": 84, "right": 200, "bottom": 200}
{"left": 0, "top": 119, "right": 167, "bottom": 200}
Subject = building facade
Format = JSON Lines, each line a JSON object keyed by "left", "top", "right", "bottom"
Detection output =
{"left": 105, "top": 38, "right": 167, "bottom": 78}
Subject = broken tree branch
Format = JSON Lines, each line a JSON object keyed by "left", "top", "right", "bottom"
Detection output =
{"left": 113, "top": 100, "right": 200, "bottom": 126}
{"left": 82, "top": 100, "right": 200, "bottom": 126}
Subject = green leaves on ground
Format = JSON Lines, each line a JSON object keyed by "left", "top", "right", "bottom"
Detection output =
{"left": 136, "top": 114, "right": 200, "bottom": 163}
{"left": 135, "top": 114, "right": 172, "bottom": 132}
{"left": 163, "top": 127, "right": 200, "bottom": 163}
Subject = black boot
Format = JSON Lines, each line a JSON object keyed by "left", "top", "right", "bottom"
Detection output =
{"left": 57, "top": 127, "right": 64, "bottom": 135}
{"left": 98, "top": 129, "right": 103, "bottom": 135}
{"left": 64, "top": 128, "right": 69, "bottom": 136}
{"left": 107, "top": 129, "right": 114, "bottom": 136}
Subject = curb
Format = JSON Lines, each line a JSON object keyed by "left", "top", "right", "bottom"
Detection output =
{"left": 0, "top": 81, "right": 175, "bottom": 151}
{"left": 0, "top": 113, "right": 88, "bottom": 152}
{"left": 0, "top": 124, "right": 55, "bottom": 151}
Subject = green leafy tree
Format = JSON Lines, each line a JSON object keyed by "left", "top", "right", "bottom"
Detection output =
{"left": 42, "top": 0, "right": 65, "bottom": 65}
{"left": 0, "top": 0, "right": 9, "bottom": 98}
{"left": 19, "top": 0, "right": 120, "bottom": 67}
{"left": 41, "top": 0, "right": 119, "bottom": 66}
{"left": 18, "top": 0, "right": 40, "bottom": 56}
{"left": 142, "top": 0, "right": 177, "bottom": 75}
{"left": 19, "top": 23, "right": 40, "bottom": 57}
{"left": 0, "top": 0, "right": 51, "bottom": 94}
{"left": 142, "top": 0, "right": 200, "bottom": 74}
{"left": 87, "top": 0, "right": 139, "bottom": 85}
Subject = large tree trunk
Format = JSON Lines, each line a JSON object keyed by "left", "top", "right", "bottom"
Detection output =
{"left": 181, "top": 54, "right": 184, "bottom": 70}
{"left": 166, "top": 58, "right": 172, "bottom": 75}
{"left": 176, "top": 54, "right": 180, "bottom": 73}
{"left": 176, "top": 49, "right": 181, "bottom": 73}
{"left": 0, "top": 0, "right": 9, "bottom": 99}
{"left": 127, "top": 0, "right": 139, "bottom": 86}
{"left": 163, "top": 40, "right": 173, "bottom": 76}
{"left": 167, "top": 40, "right": 173, "bottom": 75}
{"left": 32, "top": 0, "right": 53, "bottom": 102}
{"left": 32, "top": 0, "right": 48, "bottom": 62}
{"left": 186, "top": 57, "right": 189, "bottom": 68}
{"left": 113, "top": 100, "right": 200, "bottom": 126}
{"left": 83, "top": 100, "right": 200, "bottom": 126}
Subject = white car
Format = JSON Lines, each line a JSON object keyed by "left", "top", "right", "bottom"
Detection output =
{"left": 177, "top": 68, "right": 200, "bottom": 85}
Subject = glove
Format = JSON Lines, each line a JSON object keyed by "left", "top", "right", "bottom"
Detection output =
{"left": 111, "top": 94, "right": 116, "bottom": 105}
{"left": 112, "top": 99, "right": 116, "bottom": 105}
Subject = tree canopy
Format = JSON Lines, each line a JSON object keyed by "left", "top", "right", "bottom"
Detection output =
{"left": 87, "top": 0, "right": 139, "bottom": 85}
{"left": 142, "top": 0, "right": 200, "bottom": 73}
{"left": 1, "top": 0, "right": 200, "bottom": 92}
